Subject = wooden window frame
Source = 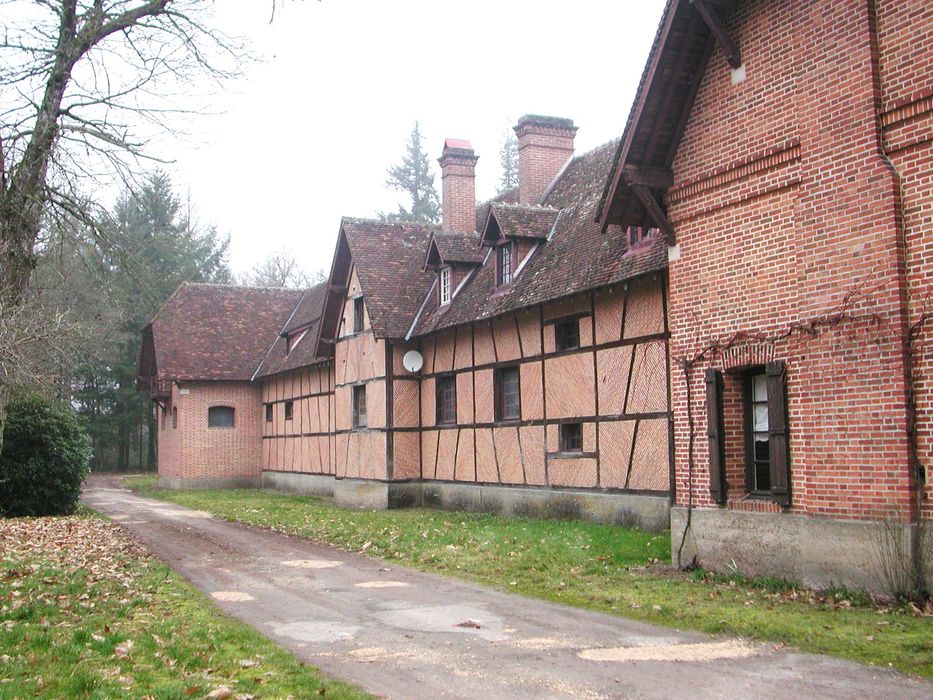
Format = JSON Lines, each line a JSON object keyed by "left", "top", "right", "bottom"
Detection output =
{"left": 353, "top": 296, "right": 365, "bottom": 334}
{"left": 439, "top": 267, "right": 451, "bottom": 305}
{"left": 284, "top": 400, "right": 294, "bottom": 422}
{"left": 352, "top": 384, "right": 367, "bottom": 429}
{"left": 435, "top": 375, "right": 457, "bottom": 425}
{"left": 265, "top": 404, "right": 273, "bottom": 422}
{"left": 743, "top": 367, "right": 770, "bottom": 496}
{"left": 494, "top": 365, "right": 521, "bottom": 422}
{"left": 555, "top": 317, "right": 581, "bottom": 351}
{"left": 208, "top": 405, "right": 235, "bottom": 429}
{"left": 497, "top": 242, "right": 513, "bottom": 287}
{"left": 559, "top": 422, "right": 583, "bottom": 453}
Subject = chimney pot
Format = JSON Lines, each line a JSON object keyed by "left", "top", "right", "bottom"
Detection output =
{"left": 438, "top": 139, "right": 479, "bottom": 233}
{"left": 513, "top": 115, "right": 577, "bottom": 205}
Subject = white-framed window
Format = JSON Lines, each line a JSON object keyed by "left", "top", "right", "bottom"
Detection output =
{"left": 440, "top": 267, "right": 451, "bottom": 305}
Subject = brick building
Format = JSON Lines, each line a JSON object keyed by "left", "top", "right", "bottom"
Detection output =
{"left": 141, "top": 0, "right": 931, "bottom": 591}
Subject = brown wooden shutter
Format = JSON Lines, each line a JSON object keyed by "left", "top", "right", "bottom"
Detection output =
{"left": 705, "top": 368, "right": 727, "bottom": 505}
{"left": 766, "top": 360, "right": 790, "bottom": 506}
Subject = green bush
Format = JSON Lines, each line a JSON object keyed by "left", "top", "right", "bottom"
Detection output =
{"left": 0, "top": 390, "right": 92, "bottom": 517}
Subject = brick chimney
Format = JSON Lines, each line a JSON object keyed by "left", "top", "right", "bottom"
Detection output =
{"left": 438, "top": 138, "right": 479, "bottom": 233}
{"left": 513, "top": 115, "right": 577, "bottom": 205}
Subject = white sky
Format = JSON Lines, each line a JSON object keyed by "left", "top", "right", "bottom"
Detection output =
{"left": 157, "top": 0, "right": 667, "bottom": 277}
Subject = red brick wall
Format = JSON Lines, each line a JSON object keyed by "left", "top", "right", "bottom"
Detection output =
{"left": 157, "top": 381, "right": 262, "bottom": 481}
{"left": 666, "top": 0, "right": 918, "bottom": 521}
{"left": 877, "top": 0, "right": 933, "bottom": 518}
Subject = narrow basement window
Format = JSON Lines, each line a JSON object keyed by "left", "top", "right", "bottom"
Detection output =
{"left": 284, "top": 400, "right": 294, "bottom": 421}
{"left": 352, "top": 384, "right": 367, "bottom": 428}
{"left": 555, "top": 318, "right": 580, "bottom": 351}
{"left": 353, "top": 296, "right": 365, "bottom": 333}
{"left": 265, "top": 404, "right": 273, "bottom": 422}
{"left": 559, "top": 423, "right": 583, "bottom": 452}
{"left": 208, "top": 406, "right": 235, "bottom": 428}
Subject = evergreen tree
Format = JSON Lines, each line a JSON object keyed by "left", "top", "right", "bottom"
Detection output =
{"left": 379, "top": 122, "right": 441, "bottom": 224}
{"left": 499, "top": 129, "right": 519, "bottom": 193}
{"left": 35, "top": 171, "right": 231, "bottom": 471}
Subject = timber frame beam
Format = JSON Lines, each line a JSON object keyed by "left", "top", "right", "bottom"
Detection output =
{"left": 621, "top": 165, "right": 674, "bottom": 190}
{"left": 631, "top": 184, "right": 676, "bottom": 245}
{"left": 690, "top": 0, "right": 741, "bottom": 69}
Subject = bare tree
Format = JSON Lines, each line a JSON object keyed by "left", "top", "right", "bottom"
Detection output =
{"left": 0, "top": 1, "right": 243, "bottom": 451}
{"left": 239, "top": 250, "right": 324, "bottom": 289}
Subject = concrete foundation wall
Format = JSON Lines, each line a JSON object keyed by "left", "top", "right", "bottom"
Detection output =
{"left": 259, "top": 470, "right": 669, "bottom": 530}
{"left": 261, "top": 471, "right": 335, "bottom": 498}
{"left": 158, "top": 476, "right": 260, "bottom": 490}
{"left": 671, "top": 506, "right": 932, "bottom": 594}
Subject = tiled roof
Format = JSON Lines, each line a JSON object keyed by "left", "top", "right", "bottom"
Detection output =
{"left": 483, "top": 203, "right": 560, "bottom": 242}
{"left": 341, "top": 218, "right": 437, "bottom": 338}
{"left": 427, "top": 232, "right": 485, "bottom": 268}
{"left": 146, "top": 284, "right": 303, "bottom": 382}
{"left": 412, "top": 139, "right": 668, "bottom": 336}
{"left": 254, "top": 282, "right": 329, "bottom": 378}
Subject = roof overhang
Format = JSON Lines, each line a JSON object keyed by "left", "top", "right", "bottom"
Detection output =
{"left": 598, "top": 0, "right": 741, "bottom": 242}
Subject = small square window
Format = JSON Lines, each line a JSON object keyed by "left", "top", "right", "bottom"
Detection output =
{"left": 436, "top": 375, "right": 457, "bottom": 424}
{"left": 495, "top": 366, "right": 520, "bottom": 422}
{"left": 439, "top": 267, "right": 451, "bottom": 305}
{"left": 559, "top": 423, "right": 583, "bottom": 452}
{"left": 353, "top": 297, "right": 365, "bottom": 333}
{"left": 352, "top": 384, "right": 367, "bottom": 428}
{"left": 284, "top": 400, "right": 294, "bottom": 421}
{"left": 265, "top": 404, "right": 273, "bottom": 422}
{"left": 555, "top": 318, "right": 580, "bottom": 351}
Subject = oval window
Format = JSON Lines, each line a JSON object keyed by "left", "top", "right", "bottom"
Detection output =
{"left": 208, "top": 406, "right": 235, "bottom": 428}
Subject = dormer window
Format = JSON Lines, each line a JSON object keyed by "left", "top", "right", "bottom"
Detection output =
{"left": 627, "top": 226, "right": 659, "bottom": 247}
{"left": 439, "top": 267, "right": 451, "bottom": 305}
{"left": 497, "top": 243, "right": 512, "bottom": 286}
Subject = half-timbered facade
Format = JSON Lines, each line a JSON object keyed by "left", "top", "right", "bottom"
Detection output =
{"left": 140, "top": 0, "right": 932, "bottom": 591}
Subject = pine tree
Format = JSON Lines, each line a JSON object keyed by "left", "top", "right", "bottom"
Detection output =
{"left": 499, "top": 129, "right": 519, "bottom": 193}
{"left": 380, "top": 121, "right": 441, "bottom": 224}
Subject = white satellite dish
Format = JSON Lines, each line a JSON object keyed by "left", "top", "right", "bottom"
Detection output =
{"left": 402, "top": 350, "right": 424, "bottom": 373}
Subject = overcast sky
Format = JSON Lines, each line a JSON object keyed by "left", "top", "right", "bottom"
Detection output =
{"left": 158, "top": 0, "right": 667, "bottom": 277}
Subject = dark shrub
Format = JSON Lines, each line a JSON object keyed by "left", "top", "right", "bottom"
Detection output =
{"left": 0, "top": 390, "right": 92, "bottom": 517}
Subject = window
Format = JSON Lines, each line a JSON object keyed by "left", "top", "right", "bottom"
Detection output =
{"left": 265, "top": 404, "right": 273, "bottom": 422}
{"left": 555, "top": 318, "right": 580, "bottom": 351}
{"left": 559, "top": 423, "right": 583, "bottom": 452}
{"left": 627, "top": 226, "right": 659, "bottom": 247}
{"left": 161, "top": 407, "right": 167, "bottom": 430}
{"left": 497, "top": 243, "right": 512, "bottom": 286}
{"left": 745, "top": 370, "right": 771, "bottom": 493}
{"left": 352, "top": 384, "right": 367, "bottom": 428}
{"left": 284, "top": 400, "right": 294, "bottom": 421}
{"left": 707, "top": 362, "right": 790, "bottom": 506}
{"left": 495, "top": 366, "right": 520, "bottom": 422}
{"left": 436, "top": 375, "right": 457, "bottom": 424}
{"left": 208, "top": 405, "right": 235, "bottom": 428}
{"left": 353, "top": 296, "right": 365, "bottom": 333}
{"left": 172, "top": 406, "right": 178, "bottom": 429}
{"left": 439, "top": 267, "right": 451, "bottom": 305}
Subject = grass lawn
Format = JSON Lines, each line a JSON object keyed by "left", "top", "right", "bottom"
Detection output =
{"left": 126, "top": 475, "right": 933, "bottom": 679}
{"left": 0, "top": 510, "right": 370, "bottom": 699}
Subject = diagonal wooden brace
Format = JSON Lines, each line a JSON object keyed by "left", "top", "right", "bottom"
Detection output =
{"left": 631, "top": 184, "right": 677, "bottom": 245}
{"left": 691, "top": 0, "right": 742, "bottom": 69}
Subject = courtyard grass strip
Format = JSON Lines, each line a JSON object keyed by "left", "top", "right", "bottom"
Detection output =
{"left": 0, "top": 511, "right": 370, "bottom": 699}
{"left": 125, "top": 476, "right": 933, "bottom": 679}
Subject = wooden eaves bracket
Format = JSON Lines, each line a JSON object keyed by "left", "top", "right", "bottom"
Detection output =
{"left": 630, "top": 183, "right": 677, "bottom": 246}
{"left": 690, "top": 0, "right": 742, "bottom": 69}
